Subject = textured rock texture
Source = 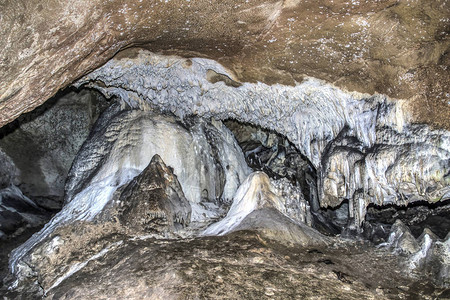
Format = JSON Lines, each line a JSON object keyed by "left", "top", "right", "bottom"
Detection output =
{"left": 8, "top": 104, "right": 250, "bottom": 281}
{"left": 116, "top": 154, "right": 192, "bottom": 234}
{"left": 5, "top": 231, "right": 449, "bottom": 299}
{"left": 0, "top": 89, "right": 107, "bottom": 209}
{"left": 0, "top": 0, "right": 448, "bottom": 129}
{"left": 204, "top": 172, "right": 288, "bottom": 236}
{"left": 384, "top": 219, "right": 450, "bottom": 287}
{"left": 76, "top": 51, "right": 450, "bottom": 227}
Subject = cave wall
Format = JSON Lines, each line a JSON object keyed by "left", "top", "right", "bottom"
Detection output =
{"left": 0, "top": 0, "right": 449, "bottom": 129}
{"left": 0, "top": 89, "right": 106, "bottom": 209}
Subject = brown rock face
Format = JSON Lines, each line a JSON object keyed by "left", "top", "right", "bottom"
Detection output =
{"left": 0, "top": 0, "right": 448, "bottom": 129}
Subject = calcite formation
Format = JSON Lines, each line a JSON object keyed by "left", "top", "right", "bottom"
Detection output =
{"left": 8, "top": 104, "right": 250, "bottom": 280}
{"left": 75, "top": 51, "right": 450, "bottom": 228}
{"left": 203, "top": 172, "right": 287, "bottom": 236}
{"left": 1, "top": 0, "right": 449, "bottom": 297}
{"left": 6, "top": 105, "right": 331, "bottom": 297}
{"left": 384, "top": 219, "right": 450, "bottom": 287}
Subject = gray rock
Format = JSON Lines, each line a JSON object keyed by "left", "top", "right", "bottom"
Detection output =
{"left": 385, "top": 221, "right": 450, "bottom": 287}
{"left": 235, "top": 208, "right": 329, "bottom": 247}
{"left": 116, "top": 154, "right": 192, "bottom": 235}
{"left": 0, "top": 89, "right": 107, "bottom": 210}
{"left": 386, "top": 219, "right": 420, "bottom": 255}
{"left": 8, "top": 107, "right": 250, "bottom": 287}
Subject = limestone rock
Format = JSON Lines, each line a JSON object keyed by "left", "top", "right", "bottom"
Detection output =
{"left": 235, "top": 208, "right": 328, "bottom": 247}
{"left": 0, "top": 149, "right": 50, "bottom": 236}
{"left": 203, "top": 172, "right": 327, "bottom": 247}
{"left": 0, "top": 0, "right": 448, "bottom": 130}
{"left": 0, "top": 89, "right": 107, "bottom": 210}
{"left": 116, "top": 154, "right": 191, "bottom": 235}
{"left": 8, "top": 106, "right": 250, "bottom": 284}
{"left": 76, "top": 51, "right": 450, "bottom": 222}
{"left": 386, "top": 219, "right": 420, "bottom": 255}
{"left": 203, "top": 172, "right": 286, "bottom": 236}
{"left": 0, "top": 149, "right": 19, "bottom": 189}
{"left": 385, "top": 221, "right": 450, "bottom": 287}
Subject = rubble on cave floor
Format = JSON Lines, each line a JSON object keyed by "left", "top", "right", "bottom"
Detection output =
{"left": 3, "top": 229, "right": 448, "bottom": 299}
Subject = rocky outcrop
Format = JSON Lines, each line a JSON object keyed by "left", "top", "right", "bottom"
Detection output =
{"left": 5, "top": 155, "right": 191, "bottom": 296}
{"left": 1, "top": 0, "right": 448, "bottom": 130}
{"left": 75, "top": 51, "right": 450, "bottom": 228}
{"left": 204, "top": 172, "right": 287, "bottom": 236}
{"left": 203, "top": 172, "right": 325, "bottom": 247}
{"left": 0, "top": 89, "right": 107, "bottom": 210}
{"left": 115, "top": 154, "right": 192, "bottom": 235}
{"left": 8, "top": 105, "right": 250, "bottom": 285}
{"left": 63, "top": 105, "right": 250, "bottom": 211}
{"left": 384, "top": 220, "right": 450, "bottom": 287}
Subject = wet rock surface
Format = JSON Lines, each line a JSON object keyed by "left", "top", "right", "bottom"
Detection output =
{"left": 0, "top": 1, "right": 449, "bottom": 296}
{"left": 6, "top": 106, "right": 250, "bottom": 290}
{"left": 76, "top": 51, "right": 450, "bottom": 226}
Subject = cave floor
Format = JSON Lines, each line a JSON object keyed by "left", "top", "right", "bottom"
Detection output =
{"left": 3, "top": 230, "right": 448, "bottom": 299}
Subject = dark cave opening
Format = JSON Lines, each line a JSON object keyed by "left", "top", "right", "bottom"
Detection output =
{"left": 223, "top": 119, "right": 318, "bottom": 207}
{"left": 364, "top": 199, "right": 450, "bottom": 240}
{"left": 223, "top": 119, "right": 350, "bottom": 236}
{"left": 0, "top": 86, "right": 111, "bottom": 288}
{"left": 2, "top": 89, "right": 449, "bottom": 245}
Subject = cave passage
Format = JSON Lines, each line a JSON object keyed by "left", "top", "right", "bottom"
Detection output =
{"left": 0, "top": 53, "right": 449, "bottom": 298}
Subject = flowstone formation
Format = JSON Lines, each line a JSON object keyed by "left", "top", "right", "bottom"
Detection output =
{"left": 7, "top": 104, "right": 250, "bottom": 291}
{"left": 5, "top": 103, "right": 341, "bottom": 298}
{"left": 77, "top": 50, "right": 450, "bottom": 229}
{"left": 1, "top": 0, "right": 449, "bottom": 298}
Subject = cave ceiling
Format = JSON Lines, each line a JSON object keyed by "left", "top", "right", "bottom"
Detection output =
{"left": 0, "top": 0, "right": 449, "bottom": 129}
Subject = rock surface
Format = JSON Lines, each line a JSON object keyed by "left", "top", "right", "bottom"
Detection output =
{"left": 0, "top": 0, "right": 449, "bottom": 130}
{"left": 203, "top": 171, "right": 321, "bottom": 248}
{"left": 4, "top": 231, "right": 449, "bottom": 299}
{"left": 204, "top": 172, "right": 287, "bottom": 236}
{"left": 0, "top": 186, "right": 49, "bottom": 238}
{"left": 384, "top": 220, "right": 450, "bottom": 287}
{"left": 8, "top": 105, "right": 250, "bottom": 285}
{"left": 5, "top": 155, "right": 190, "bottom": 296}
{"left": 0, "top": 89, "right": 107, "bottom": 210}
{"left": 115, "top": 154, "right": 192, "bottom": 235}
{"left": 75, "top": 51, "right": 450, "bottom": 227}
